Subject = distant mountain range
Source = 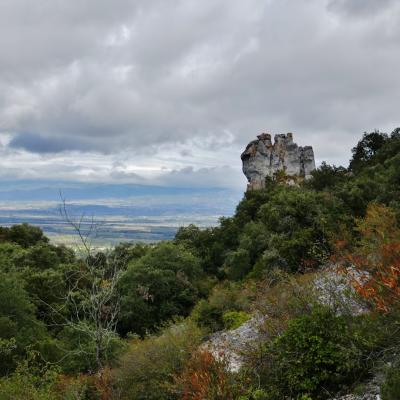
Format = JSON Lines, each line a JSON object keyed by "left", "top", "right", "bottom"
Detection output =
{"left": 0, "top": 180, "right": 240, "bottom": 202}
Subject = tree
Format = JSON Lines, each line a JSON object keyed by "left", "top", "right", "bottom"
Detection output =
{"left": 349, "top": 130, "right": 388, "bottom": 172}
{"left": 6, "top": 223, "right": 49, "bottom": 248}
{"left": 308, "top": 162, "right": 348, "bottom": 191}
{"left": 0, "top": 271, "right": 48, "bottom": 375}
{"left": 119, "top": 242, "right": 202, "bottom": 336}
{"left": 49, "top": 203, "right": 125, "bottom": 372}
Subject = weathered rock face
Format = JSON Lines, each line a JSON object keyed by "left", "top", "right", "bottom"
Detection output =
{"left": 241, "top": 132, "right": 316, "bottom": 190}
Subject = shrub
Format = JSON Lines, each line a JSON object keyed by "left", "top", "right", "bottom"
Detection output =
{"left": 113, "top": 321, "right": 203, "bottom": 400}
{"left": 260, "top": 308, "right": 366, "bottom": 399}
{"left": 0, "top": 353, "right": 59, "bottom": 400}
{"left": 174, "top": 350, "right": 242, "bottom": 400}
{"left": 338, "top": 203, "right": 400, "bottom": 313}
{"left": 251, "top": 271, "right": 315, "bottom": 338}
{"left": 381, "top": 364, "right": 400, "bottom": 400}
{"left": 190, "top": 282, "right": 249, "bottom": 332}
{"left": 222, "top": 311, "right": 250, "bottom": 330}
{"left": 56, "top": 370, "right": 113, "bottom": 400}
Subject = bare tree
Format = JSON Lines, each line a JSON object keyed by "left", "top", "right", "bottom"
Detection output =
{"left": 56, "top": 198, "right": 124, "bottom": 371}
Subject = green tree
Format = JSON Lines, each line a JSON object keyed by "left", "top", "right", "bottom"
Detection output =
{"left": 5, "top": 223, "right": 49, "bottom": 248}
{"left": 349, "top": 130, "right": 388, "bottom": 173}
{"left": 307, "top": 162, "right": 348, "bottom": 191}
{"left": 119, "top": 242, "right": 202, "bottom": 336}
{"left": 0, "top": 272, "right": 49, "bottom": 375}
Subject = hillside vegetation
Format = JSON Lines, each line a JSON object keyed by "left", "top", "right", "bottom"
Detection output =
{"left": 1, "top": 129, "right": 400, "bottom": 399}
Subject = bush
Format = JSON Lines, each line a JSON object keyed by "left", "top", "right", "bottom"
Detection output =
{"left": 190, "top": 282, "right": 249, "bottom": 332}
{"left": 57, "top": 324, "right": 124, "bottom": 373}
{"left": 381, "top": 364, "right": 400, "bottom": 400}
{"left": 239, "top": 389, "right": 270, "bottom": 400}
{"left": 0, "top": 353, "right": 59, "bottom": 400}
{"left": 222, "top": 311, "right": 250, "bottom": 330}
{"left": 260, "top": 308, "right": 367, "bottom": 399}
{"left": 174, "top": 350, "right": 242, "bottom": 400}
{"left": 113, "top": 321, "right": 203, "bottom": 400}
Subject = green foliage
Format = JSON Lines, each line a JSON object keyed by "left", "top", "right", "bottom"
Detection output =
{"left": 113, "top": 321, "right": 203, "bottom": 400}
{"left": 381, "top": 363, "right": 400, "bottom": 400}
{"left": 0, "top": 352, "right": 59, "bottom": 400}
{"left": 259, "top": 308, "right": 373, "bottom": 399}
{"left": 338, "top": 129, "right": 400, "bottom": 216}
{"left": 0, "top": 223, "right": 49, "bottom": 248}
{"left": 349, "top": 130, "right": 389, "bottom": 173}
{"left": 0, "top": 271, "right": 51, "bottom": 375}
{"left": 0, "top": 242, "right": 25, "bottom": 272}
{"left": 57, "top": 323, "right": 124, "bottom": 373}
{"left": 175, "top": 218, "right": 240, "bottom": 277}
{"left": 222, "top": 310, "right": 250, "bottom": 330}
{"left": 119, "top": 242, "right": 203, "bottom": 336}
{"left": 238, "top": 388, "right": 270, "bottom": 400}
{"left": 109, "top": 242, "right": 150, "bottom": 271}
{"left": 226, "top": 186, "right": 347, "bottom": 278}
{"left": 307, "top": 161, "right": 348, "bottom": 191}
{"left": 190, "top": 282, "right": 249, "bottom": 332}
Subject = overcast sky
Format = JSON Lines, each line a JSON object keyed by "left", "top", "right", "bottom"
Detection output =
{"left": 0, "top": 0, "right": 399, "bottom": 190}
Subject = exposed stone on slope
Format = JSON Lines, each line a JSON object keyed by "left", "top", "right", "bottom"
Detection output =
{"left": 241, "top": 132, "right": 316, "bottom": 190}
{"left": 313, "top": 265, "right": 369, "bottom": 316}
{"left": 329, "top": 382, "right": 381, "bottom": 400}
{"left": 201, "top": 315, "right": 265, "bottom": 372}
{"left": 202, "top": 267, "right": 369, "bottom": 373}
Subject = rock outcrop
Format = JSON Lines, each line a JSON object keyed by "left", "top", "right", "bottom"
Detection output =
{"left": 241, "top": 132, "right": 315, "bottom": 190}
{"left": 202, "top": 315, "right": 266, "bottom": 372}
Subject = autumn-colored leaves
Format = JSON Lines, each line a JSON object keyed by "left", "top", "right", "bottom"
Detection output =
{"left": 337, "top": 204, "right": 400, "bottom": 313}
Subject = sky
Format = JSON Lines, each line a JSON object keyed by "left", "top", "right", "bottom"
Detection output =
{"left": 0, "top": 0, "right": 399, "bottom": 190}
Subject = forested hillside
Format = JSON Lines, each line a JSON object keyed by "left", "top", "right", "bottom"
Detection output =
{"left": 1, "top": 129, "right": 400, "bottom": 399}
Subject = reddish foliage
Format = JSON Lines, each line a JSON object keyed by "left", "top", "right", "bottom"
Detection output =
{"left": 55, "top": 368, "right": 113, "bottom": 399}
{"left": 337, "top": 204, "right": 400, "bottom": 313}
{"left": 175, "top": 350, "right": 238, "bottom": 400}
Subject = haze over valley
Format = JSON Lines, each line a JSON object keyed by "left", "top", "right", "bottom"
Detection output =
{"left": 0, "top": 180, "right": 241, "bottom": 245}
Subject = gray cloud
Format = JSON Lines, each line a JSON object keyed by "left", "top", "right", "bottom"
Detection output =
{"left": 327, "top": 0, "right": 397, "bottom": 17}
{"left": 10, "top": 132, "right": 94, "bottom": 153}
{"left": 156, "top": 166, "right": 245, "bottom": 190}
{"left": 0, "top": 0, "right": 399, "bottom": 188}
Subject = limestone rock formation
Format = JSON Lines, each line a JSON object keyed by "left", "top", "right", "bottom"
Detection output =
{"left": 241, "top": 132, "right": 315, "bottom": 190}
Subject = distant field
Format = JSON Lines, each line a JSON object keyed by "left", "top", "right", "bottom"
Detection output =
{"left": 0, "top": 181, "right": 243, "bottom": 247}
{"left": 0, "top": 209, "right": 225, "bottom": 247}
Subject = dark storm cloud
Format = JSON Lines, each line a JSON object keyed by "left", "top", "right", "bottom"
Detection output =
{"left": 10, "top": 132, "right": 94, "bottom": 153}
{"left": 0, "top": 0, "right": 399, "bottom": 185}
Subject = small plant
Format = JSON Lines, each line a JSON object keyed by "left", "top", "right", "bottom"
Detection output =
{"left": 238, "top": 388, "right": 269, "bottom": 400}
{"left": 174, "top": 350, "right": 242, "bottom": 400}
{"left": 222, "top": 311, "right": 250, "bottom": 330}
{"left": 381, "top": 363, "right": 400, "bottom": 400}
{"left": 190, "top": 282, "right": 249, "bottom": 332}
